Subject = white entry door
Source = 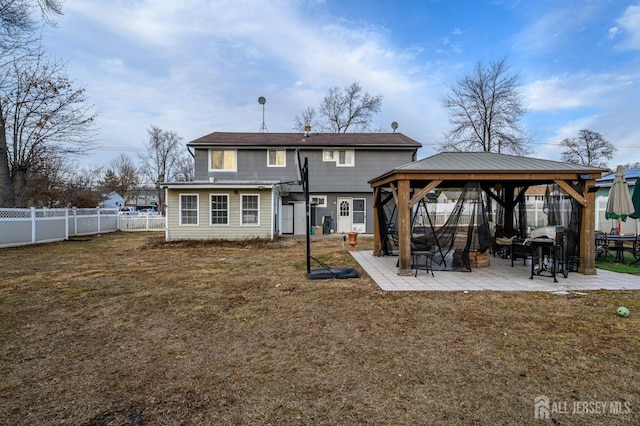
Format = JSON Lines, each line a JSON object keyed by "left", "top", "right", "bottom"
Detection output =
{"left": 337, "top": 197, "right": 353, "bottom": 233}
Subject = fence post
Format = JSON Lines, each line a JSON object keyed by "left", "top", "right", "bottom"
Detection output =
{"left": 146, "top": 213, "right": 150, "bottom": 231}
{"left": 97, "top": 208, "right": 101, "bottom": 233}
{"left": 65, "top": 209, "right": 70, "bottom": 239}
{"left": 73, "top": 207, "right": 77, "bottom": 236}
{"left": 31, "top": 207, "right": 36, "bottom": 243}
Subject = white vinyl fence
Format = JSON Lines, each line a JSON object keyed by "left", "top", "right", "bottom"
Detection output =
{"left": 117, "top": 215, "right": 165, "bottom": 232}
{"left": 0, "top": 208, "right": 165, "bottom": 248}
{"left": 416, "top": 197, "right": 637, "bottom": 234}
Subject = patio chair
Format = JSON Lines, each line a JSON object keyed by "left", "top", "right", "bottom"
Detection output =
{"left": 595, "top": 231, "right": 609, "bottom": 260}
{"left": 493, "top": 227, "right": 519, "bottom": 258}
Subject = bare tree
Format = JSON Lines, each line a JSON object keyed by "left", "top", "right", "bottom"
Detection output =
{"left": 173, "top": 150, "right": 195, "bottom": 182}
{"left": 0, "top": 0, "right": 63, "bottom": 207}
{"left": 294, "top": 82, "right": 383, "bottom": 133}
{"left": 3, "top": 49, "right": 96, "bottom": 206}
{"left": 560, "top": 129, "right": 616, "bottom": 168}
{"left": 139, "top": 126, "right": 183, "bottom": 213}
{"left": 23, "top": 150, "right": 101, "bottom": 208}
{"left": 59, "top": 163, "right": 102, "bottom": 208}
{"left": 99, "top": 153, "right": 138, "bottom": 195}
{"left": 293, "top": 107, "right": 323, "bottom": 133}
{"left": 440, "top": 57, "right": 529, "bottom": 154}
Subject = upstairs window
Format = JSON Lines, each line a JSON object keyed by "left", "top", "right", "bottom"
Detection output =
{"left": 337, "top": 150, "right": 354, "bottom": 166}
{"left": 267, "top": 149, "right": 286, "bottom": 167}
{"left": 209, "top": 149, "right": 236, "bottom": 171}
{"left": 323, "top": 149, "right": 354, "bottom": 167}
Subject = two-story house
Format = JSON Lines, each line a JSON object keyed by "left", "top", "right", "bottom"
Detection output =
{"left": 162, "top": 131, "right": 421, "bottom": 241}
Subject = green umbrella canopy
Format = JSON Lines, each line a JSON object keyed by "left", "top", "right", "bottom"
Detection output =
{"left": 630, "top": 184, "right": 640, "bottom": 220}
{"left": 605, "top": 165, "right": 635, "bottom": 223}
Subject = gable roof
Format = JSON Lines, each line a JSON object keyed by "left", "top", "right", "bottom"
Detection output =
{"left": 187, "top": 132, "right": 422, "bottom": 149}
{"left": 395, "top": 152, "right": 606, "bottom": 174}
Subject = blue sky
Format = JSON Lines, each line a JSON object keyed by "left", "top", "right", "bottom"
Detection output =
{"left": 41, "top": 0, "right": 640, "bottom": 169}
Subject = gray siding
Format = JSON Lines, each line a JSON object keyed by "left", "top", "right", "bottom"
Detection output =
{"left": 196, "top": 147, "right": 414, "bottom": 192}
{"left": 192, "top": 145, "right": 415, "bottom": 234}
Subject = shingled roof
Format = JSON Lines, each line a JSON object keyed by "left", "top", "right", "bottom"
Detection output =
{"left": 187, "top": 132, "right": 422, "bottom": 149}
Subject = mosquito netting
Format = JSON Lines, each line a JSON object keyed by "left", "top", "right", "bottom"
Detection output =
{"left": 378, "top": 180, "right": 583, "bottom": 271}
{"left": 378, "top": 181, "right": 492, "bottom": 271}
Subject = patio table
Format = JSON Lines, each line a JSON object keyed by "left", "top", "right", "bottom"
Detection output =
{"left": 599, "top": 234, "right": 639, "bottom": 264}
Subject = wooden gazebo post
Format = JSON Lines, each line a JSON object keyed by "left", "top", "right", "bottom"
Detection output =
{"left": 372, "top": 187, "right": 382, "bottom": 256}
{"left": 580, "top": 179, "right": 597, "bottom": 275}
{"left": 397, "top": 179, "right": 412, "bottom": 276}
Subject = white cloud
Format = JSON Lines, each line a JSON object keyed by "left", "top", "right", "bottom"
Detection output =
{"left": 525, "top": 70, "right": 638, "bottom": 111}
{"left": 615, "top": 4, "right": 640, "bottom": 50}
{"left": 54, "top": 0, "right": 446, "bottom": 165}
{"left": 45, "top": 0, "right": 640, "bottom": 168}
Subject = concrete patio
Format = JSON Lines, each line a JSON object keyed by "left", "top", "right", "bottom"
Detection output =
{"left": 350, "top": 250, "right": 640, "bottom": 292}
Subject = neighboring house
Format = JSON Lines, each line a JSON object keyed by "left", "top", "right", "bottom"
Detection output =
{"left": 595, "top": 167, "right": 638, "bottom": 234}
{"left": 126, "top": 187, "right": 160, "bottom": 208}
{"left": 524, "top": 185, "right": 546, "bottom": 204}
{"left": 98, "top": 191, "right": 124, "bottom": 209}
{"left": 437, "top": 190, "right": 461, "bottom": 204}
{"left": 595, "top": 167, "right": 638, "bottom": 197}
{"left": 162, "top": 131, "right": 421, "bottom": 241}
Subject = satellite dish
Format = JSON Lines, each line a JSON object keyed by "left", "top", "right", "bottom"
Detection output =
{"left": 294, "top": 148, "right": 303, "bottom": 184}
{"left": 258, "top": 96, "right": 266, "bottom": 105}
{"left": 391, "top": 121, "right": 398, "bottom": 132}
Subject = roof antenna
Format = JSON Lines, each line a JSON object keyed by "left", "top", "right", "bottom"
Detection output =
{"left": 258, "top": 96, "right": 268, "bottom": 133}
{"left": 391, "top": 121, "right": 398, "bottom": 133}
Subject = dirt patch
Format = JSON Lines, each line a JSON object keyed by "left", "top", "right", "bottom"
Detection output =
{"left": 0, "top": 232, "right": 638, "bottom": 425}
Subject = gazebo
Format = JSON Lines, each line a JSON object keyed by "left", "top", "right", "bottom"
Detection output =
{"left": 368, "top": 152, "right": 607, "bottom": 276}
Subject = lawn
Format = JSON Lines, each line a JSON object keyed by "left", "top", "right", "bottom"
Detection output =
{"left": 1, "top": 232, "right": 639, "bottom": 425}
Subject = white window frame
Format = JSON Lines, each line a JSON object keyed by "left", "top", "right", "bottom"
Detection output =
{"left": 310, "top": 195, "right": 327, "bottom": 208}
{"left": 267, "top": 149, "right": 286, "bottom": 167}
{"left": 323, "top": 150, "right": 335, "bottom": 161}
{"left": 179, "top": 193, "right": 199, "bottom": 226}
{"left": 210, "top": 193, "right": 229, "bottom": 226}
{"left": 208, "top": 149, "right": 237, "bottom": 172}
{"left": 337, "top": 149, "right": 355, "bottom": 167}
{"left": 240, "top": 194, "right": 260, "bottom": 226}
{"left": 322, "top": 149, "right": 355, "bottom": 167}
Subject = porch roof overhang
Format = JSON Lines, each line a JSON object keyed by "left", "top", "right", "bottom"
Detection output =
{"left": 162, "top": 180, "right": 280, "bottom": 190}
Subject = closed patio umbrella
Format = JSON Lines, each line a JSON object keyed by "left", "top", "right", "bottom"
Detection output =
{"left": 605, "top": 165, "right": 634, "bottom": 235}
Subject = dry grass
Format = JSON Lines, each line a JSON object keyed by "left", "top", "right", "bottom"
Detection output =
{"left": 1, "top": 232, "right": 639, "bottom": 425}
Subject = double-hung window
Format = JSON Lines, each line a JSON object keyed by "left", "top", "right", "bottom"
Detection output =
{"left": 267, "top": 149, "right": 286, "bottom": 167}
{"left": 209, "top": 149, "right": 236, "bottom": 171}
{"left": 322, "top": 149, "right": 355, "bottom": 167}
{"left": 241, "top": 194, "right": 259, "bottom": 225}
{"left": 210, "top": 194, "right": 229, "bottom": 225}
{"left": 180, "top": 194, "right": 199, "bottom": 225}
